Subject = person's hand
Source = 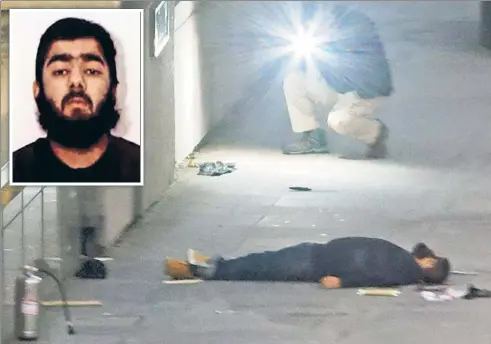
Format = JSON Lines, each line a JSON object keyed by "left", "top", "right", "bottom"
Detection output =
{"left": 320, "top": 276, "right": 341, "bottom": 289}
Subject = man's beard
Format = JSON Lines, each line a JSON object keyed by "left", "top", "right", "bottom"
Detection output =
{"left": 35, "top": 87, "right": 120, "bottom": 150}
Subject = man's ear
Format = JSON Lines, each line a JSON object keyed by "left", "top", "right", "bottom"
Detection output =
{"left": 33, "top": 81, "right": 40, "bottom": 98}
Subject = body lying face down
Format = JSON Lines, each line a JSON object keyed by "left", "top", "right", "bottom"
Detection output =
{"left": 165, "top": 237, "right": 451, "bottom": 289}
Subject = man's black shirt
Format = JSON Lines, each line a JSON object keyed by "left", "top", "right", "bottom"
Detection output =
{"left": 312, "top": 237, "right": 423, "bottom": 287}
{"left": 12, "top": 135, "right": 141, "bottom": 184}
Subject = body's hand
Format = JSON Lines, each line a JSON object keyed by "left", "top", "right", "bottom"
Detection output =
{"left": 320, "top": 276, "right": 341, "bottom": 289}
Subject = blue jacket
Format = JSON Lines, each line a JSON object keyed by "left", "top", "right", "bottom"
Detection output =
{"left": 301, "top": 3, "right": 393, "bottom": 98}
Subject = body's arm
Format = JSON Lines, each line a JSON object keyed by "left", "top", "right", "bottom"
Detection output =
{"left": 319, "top": 276, "right": 342, "bottom": 289}
{"left": 320, "top": 274, "right": 389, "bottom": 289}
{"left": 320, "top": 269, "right": 419, "bottom": 289}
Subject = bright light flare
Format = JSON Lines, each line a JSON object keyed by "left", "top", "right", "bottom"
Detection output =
{"left": 290, "top": 31, "right": 318, "bottom": 57}
{"left": 285, "top": 24, "right": 322, "bottom": 61}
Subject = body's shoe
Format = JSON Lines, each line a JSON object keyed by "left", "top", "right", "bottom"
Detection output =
{"left": 366, "top": 120, "right": 388, "bottom": 159}
{"left": 164, "top": 258, "right": 194, "bottom": 279}
{"left": 282, "top": 128, "right": 329, "bottom": 155}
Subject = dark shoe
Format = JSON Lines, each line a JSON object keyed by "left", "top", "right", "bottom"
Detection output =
{"left": 75, "top": 258, "right": 107, "bottom": 279}
{"left": 366, "top": 120, "right": 388, "bottom": 159}
{"left": 282, "top": 128, "right": 329, "bottom": 155}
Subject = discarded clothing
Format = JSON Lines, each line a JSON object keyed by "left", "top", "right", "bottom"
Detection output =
{"left": 198, "top": 161, "right": 236, "bottom": 176}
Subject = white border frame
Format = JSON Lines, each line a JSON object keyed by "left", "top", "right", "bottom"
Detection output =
{"left": 153, "top": 1, "right": 170, "bottom": 58}
{"left": 8, "top": 8, "right": 145, "bottom": 187}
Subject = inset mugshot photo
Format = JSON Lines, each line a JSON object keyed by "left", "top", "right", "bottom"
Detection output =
{"left": 9, "top": 9, "right": 144, "bottom": 186}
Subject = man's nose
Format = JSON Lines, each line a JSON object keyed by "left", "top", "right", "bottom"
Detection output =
{"left": 68, "top": 66, "right": 86, "bottom": 89}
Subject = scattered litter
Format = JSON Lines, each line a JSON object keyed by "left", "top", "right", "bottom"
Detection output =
{"left": 419, "top": 288, "right": 466, "bottom": 302}
{"left": 198, "top": 161, "right": 236, "bottom": 176}
{"left": 463, "top": 284, "right": 491, "bottom": 300}
{"left": 357, "top": 288, "right": 400, "bottom": 297}
{"left": 163, "top": 279, "right": 203, "bottom": 285}
{"left": 41, "top": 300, "right": 102, "bottom": 307}
{"left": 451, "top": 270, "right": 478, "bottom": 276}
{"left": 186, "top": 153, "right": 198, "bottom": 168}
{"left": 417, "top": 284, "right": 491, "bottom": 301}
{"left": 289, "top": 187, "right": 312, "bottom": 192}
{"left": 215, "top": 310, "right": 235, "bottom": 314}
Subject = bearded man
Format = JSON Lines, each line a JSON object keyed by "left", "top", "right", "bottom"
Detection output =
{"left": 12, "top": 17, "right": 140, "bottom": 184}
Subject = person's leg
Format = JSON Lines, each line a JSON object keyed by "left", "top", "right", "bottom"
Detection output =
{"left": 193, "top": 243, "right": 320, "bottom": 282}
{"left": 326, "top": 92, "right": 388, "bottom": 159}
{"left": 282, "top": 68, "right": 337, "bottom": 155}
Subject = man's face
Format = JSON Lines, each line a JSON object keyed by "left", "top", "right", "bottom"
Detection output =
{"left": 34, "top": 37, "right": 120, "bottom": 150}
{"left": 36, "top": 38, "right": 111, "bottom": 119}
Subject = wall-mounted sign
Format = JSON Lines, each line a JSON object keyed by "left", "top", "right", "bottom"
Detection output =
{"left": 153, "top": 1, "right": 170, "bottom": 58}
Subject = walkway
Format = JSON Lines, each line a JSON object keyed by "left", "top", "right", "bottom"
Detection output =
{"left": 19, "top": 2, "right": 491, "bottom": 343}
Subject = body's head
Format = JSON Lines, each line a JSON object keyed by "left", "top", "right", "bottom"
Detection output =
{"left": 34, "top": 17, "right": 120, "bottom": 149}
{"left": 412, "top": 243, "right": 451, "bottom": 284}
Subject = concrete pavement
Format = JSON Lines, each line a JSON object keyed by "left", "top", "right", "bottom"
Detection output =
{"left": 19, "top": 2, "right": 491, "bottom": 343}
{"left": 37, "top": 161, "right": 491, "bottom": 344}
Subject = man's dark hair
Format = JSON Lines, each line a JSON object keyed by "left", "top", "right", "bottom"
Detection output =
{"left": 35, "top": 17, "right": 119, "bottom": 87}
{"left": 411, "top": 243, "right": 436, "bottom": 259}
{"left": 421, "top": 257, "right": 451, "bottom": 285}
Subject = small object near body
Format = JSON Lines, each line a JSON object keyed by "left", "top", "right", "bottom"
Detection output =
{"left": 163, "top": 279, "right": 203, "bottom": 285}
{"left": 41, "top": 300, "right": 103, "bottom": 307}
{"left": 451, "top": 270, "right": 479, "bottom": 276}
{"left": 463, "top": 284, "right": 491, "bottom": 300}
{"left": 289, "top": 186, "right": 312, "bottom": 192}
{"left": 357, "top": 288, "right": 401, "bottom": 297}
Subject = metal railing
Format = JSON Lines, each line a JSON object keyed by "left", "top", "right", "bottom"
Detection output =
{"left": 0, "top": 162, "right": 53, "bottom": 343}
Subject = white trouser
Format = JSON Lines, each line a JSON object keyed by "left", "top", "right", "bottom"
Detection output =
{"left": 283, "top": 68, "right": 384, "bottom": 145}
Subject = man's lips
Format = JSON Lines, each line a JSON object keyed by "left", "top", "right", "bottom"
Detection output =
{"left": 68, "top": 97, "right": 87, "bottom": 104}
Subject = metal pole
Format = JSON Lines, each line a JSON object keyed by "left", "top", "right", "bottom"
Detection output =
{"left": 40, "top": 188, "right": 45, "bottom": 259}
{"left": 0, "top": 195, "right": 4, "bottom": 344}
{"left": 20, "top": 189, "right": 25, "bottom": 267}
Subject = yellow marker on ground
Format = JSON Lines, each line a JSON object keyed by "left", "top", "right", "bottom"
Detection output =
{"left": 41, "top": 300, "right": 103, "bottom": 307}
{"left": 357, "top": 288, "right": 401, "bottom": 297}
{"left": 163, "top": 279, "right": 203, "bottom": 285}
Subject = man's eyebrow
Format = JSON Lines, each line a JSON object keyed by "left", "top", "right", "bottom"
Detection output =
{"left": 46, "top": 53, "right": 72, "bottom": 66}
{"left": 80, "top": 53, "right": 105, "bottom": 65}
{"left": 46, "top": 53, "right": 105, "bottom": 67}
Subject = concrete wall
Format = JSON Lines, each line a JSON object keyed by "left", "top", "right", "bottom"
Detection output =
{"left": 174, "top": 1, "right": 204, "bottom": 162}
{"left": 82, "top": 0, "right": 176, "bottom": 246}
{"left": 174, "top": 1, "right": 262, "bottom": 162}
{"left": 133, "top": 1, "right": 176, "bottom": 215}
